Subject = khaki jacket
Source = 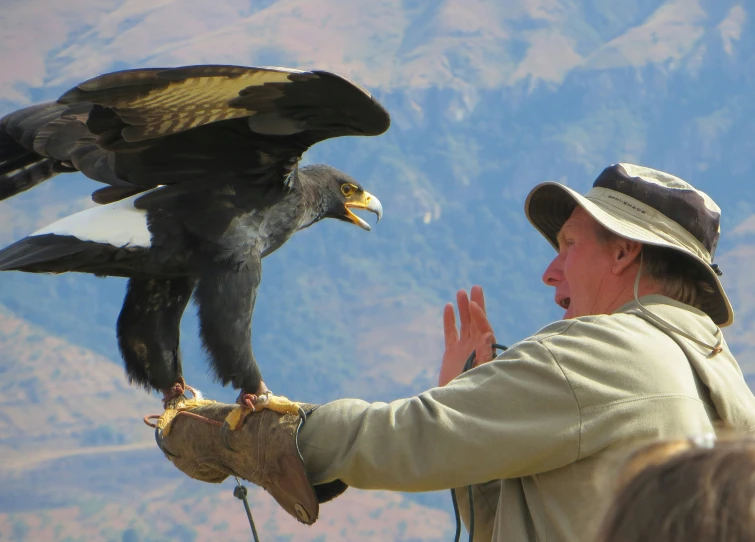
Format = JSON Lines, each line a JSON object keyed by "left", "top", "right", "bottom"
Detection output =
{"left": 299, "top": 296, "right": 755, "bottom": 541}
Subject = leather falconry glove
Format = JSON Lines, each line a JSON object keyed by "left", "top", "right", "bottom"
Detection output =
{"left": 156, "top": 401, "right": 347, "bottom": 525}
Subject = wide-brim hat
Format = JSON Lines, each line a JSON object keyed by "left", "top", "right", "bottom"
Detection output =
{"left": 524, "top": 163, "right": 733, "bottom": 327}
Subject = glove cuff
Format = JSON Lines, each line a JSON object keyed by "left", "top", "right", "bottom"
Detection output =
{"left": 296, "top": 403, "right": 350, "bottom": 504}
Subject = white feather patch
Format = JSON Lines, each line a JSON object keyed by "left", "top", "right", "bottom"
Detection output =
{"left": 32, "top": 192, "right": 153, "bottom": 248}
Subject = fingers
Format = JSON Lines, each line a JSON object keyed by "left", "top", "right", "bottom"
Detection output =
{"left": 445, "top": 287, "right": 488, "bottom": 347}
{"left": 443, "top": 302, "right": 458, "bottom": 349}
{"left": 470, "top": 285, "right": 486, "bottom": 314}
{"left": 469, "top": 301, "right": 494, "bottom": 336}
{"left": 456, "top": 289, "right": 471, "bottom": 339}
{"left": 470, "top": 296, "right": 496, "bottom": 367}
{"left": 440, "top": 286, "right": 496, "bottom": 384}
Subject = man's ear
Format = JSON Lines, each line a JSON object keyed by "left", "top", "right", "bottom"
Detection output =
{"left": 612, "top": 238, "right": 643, "bottom": 274}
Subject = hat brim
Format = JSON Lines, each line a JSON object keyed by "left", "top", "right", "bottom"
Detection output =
{"left": 525, "top": 182, "right": 734, "bottom": 327}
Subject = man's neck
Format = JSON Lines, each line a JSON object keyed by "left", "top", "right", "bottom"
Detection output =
{"left": 603, "top": 271, "right": 663, "bottom": 315}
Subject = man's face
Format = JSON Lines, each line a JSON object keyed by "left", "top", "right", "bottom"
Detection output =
{"left": 541, "top": 207, "right": 617, "bottom": 319}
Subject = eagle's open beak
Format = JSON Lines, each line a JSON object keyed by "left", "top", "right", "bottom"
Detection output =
{"left": 344, "top": 191, "right": 383, "bottom": 231}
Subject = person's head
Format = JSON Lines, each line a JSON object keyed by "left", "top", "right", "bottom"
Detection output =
{"left": 596, "top": 436, "right": 755, "bottom": 542}
{"left": 525, "top": 163, "right": 732, "bottom": 325}
{"left": 539, "top": 206, "right": 652, "bottom": 319}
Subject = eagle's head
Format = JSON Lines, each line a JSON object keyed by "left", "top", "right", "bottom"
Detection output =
{"left": 301, "top": 164, "right": 383, "bottom": 230}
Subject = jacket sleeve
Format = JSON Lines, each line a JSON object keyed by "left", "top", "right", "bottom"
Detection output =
{"left": 298, "top": 338, "right": 581, "bottom": 492}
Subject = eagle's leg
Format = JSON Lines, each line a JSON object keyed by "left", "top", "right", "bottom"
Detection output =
{"left": 194, "top": 258, "right": 299, "bottom": 449}
{"left": 116, "top": 277, "right": 196, "bottom": 408}
{"left": 194, "top": 258, "right": 264, "bottom": 398}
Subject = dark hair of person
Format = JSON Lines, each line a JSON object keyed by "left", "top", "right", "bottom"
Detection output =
{"left": 596, "top": 437, "right": 755, "bottom": 542}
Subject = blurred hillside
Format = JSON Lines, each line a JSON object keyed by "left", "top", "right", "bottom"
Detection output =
{"left": 1, "top": 0, "right": 754, "bottom": 540}
{"left": 0, "top": 307, "right": 453, "bottom": 541}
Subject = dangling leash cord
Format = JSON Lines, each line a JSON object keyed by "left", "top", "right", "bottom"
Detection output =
{"left": 234, "top": 477, "right": 261, "bottom": 542}
{"left": 450, "top": 342, "right": 508, "bottom": 542}
{"left": 144, "top": 409, "right": 262, "bottom": 541}
{"left": 230, "top": 407, "right": 308, "bottom": 541}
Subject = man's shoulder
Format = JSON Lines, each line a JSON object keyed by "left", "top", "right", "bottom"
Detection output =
{"left": 498, "top": 313, "right": 651, "bottom": 373}
{"left": 512, "top": 298, "right": 716, "bottom": 413}
{"left": 526, "top": 296, "right": 712, "bottom": 345}
{"left": 513, "top": 301, "right": 693, "bottom": 373}
{"left": 526, "top": 310, "right": 649, "bottom": 344}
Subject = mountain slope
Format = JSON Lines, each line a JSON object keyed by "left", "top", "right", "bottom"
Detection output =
{"left": 0, "top": 306, "right": 455, "bottom": 540}
{"left": 0, "top": 1, "right": 753, "bottom": 540}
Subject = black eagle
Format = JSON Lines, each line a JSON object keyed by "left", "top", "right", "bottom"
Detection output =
{"left": 0, "top": 64, "right": 388, "bottom": 416}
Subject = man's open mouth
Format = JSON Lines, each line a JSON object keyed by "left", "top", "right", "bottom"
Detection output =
{"left": 557, "top": 297, "right": 571, "bottom": 310}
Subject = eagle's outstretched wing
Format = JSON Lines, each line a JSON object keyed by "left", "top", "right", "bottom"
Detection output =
{"left": 0, "top": 65, "right": 390, "bottom": 203}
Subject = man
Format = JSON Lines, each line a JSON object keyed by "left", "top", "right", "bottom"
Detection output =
{"left": 162, "top": 163, "right": 755, "bottom": 541}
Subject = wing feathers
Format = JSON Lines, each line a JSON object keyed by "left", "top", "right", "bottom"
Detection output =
{"left": 0, "top": 154, "right": 60, "bottom": 200}
{"left": 6, "top": 103, "right": 69, "bottom": 149}
{"left": 32, "top": 113, "right": 91, "bottom": 158}
{"left": 0, "top": 235, "right": 87, "bottom": 272}
{"left": 58, "top": 64, "right": 389, "bottom": 143}
{"left": 0, "top": 234, "right": 140, "bottom": 275}
{"left": 0, "top": 63, "right": 389, "bottom": 202}
{"left": 61, "top": 65, "right": 304, "bottom": 142}
{"left": 0, "top": 108, "right": 70, "bottom": 200}
{"left": 32, "top": 192, "right": 152, "bottom": 248}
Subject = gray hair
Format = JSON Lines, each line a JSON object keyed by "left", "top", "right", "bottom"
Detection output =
{"left": 594, "top": 225, "right": 714, "bottom": 309}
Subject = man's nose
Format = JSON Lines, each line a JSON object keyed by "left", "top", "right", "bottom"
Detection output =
{"left": 542, "top": 254, "right": 564, "bottom": 286}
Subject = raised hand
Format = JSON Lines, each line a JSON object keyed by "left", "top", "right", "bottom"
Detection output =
{"left": 438, "top": 285, "right": 497, "bottom": 386}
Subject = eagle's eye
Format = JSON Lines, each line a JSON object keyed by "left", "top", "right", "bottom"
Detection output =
{"left": 340, "top": 183, "right": 356, "bottom": 197}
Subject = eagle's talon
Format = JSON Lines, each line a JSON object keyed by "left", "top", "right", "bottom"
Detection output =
{"left": 236, "top": 382, "right": 271, "bottom": 409}
{"left": 162, "top": 378, "right": 191, "bottom": 409}
{"left": 237, "top": 393, "right": 258, "bottom": 409}
{"left": 155, "top": 427, "right": 178, "bottom": 458}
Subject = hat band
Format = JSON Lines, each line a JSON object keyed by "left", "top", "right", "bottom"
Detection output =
{"left": 585, "top": 187, "right": 712, "bottom": 263}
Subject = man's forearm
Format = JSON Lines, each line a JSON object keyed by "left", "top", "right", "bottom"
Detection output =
{"left": 298, "top": 345, "right": 580, "bottom": 491}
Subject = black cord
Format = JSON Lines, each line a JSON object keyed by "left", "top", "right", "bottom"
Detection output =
{"left": 462, "top": 343, "right": 508, "bottom": 373}
{"left": 234, "top": 477, "right": 260, "bottom": 542}
{"left": 467, "top": 485, "right": 475, "bottom": 541}
{"left": 451, "top": 486, "right": 477, "bottom": 542}
{"left": 451, "top": 486, "right": 462, "bottom": 542}
{"left": 451, "top": 342, "right": 508, "bottom": 542}
{"left": 232, "top": 410, "right": 310, "bottom": 542}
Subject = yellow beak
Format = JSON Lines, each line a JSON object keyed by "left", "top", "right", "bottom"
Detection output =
{"left": 344, "top": 191, "right": 383, "bottom": 231}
